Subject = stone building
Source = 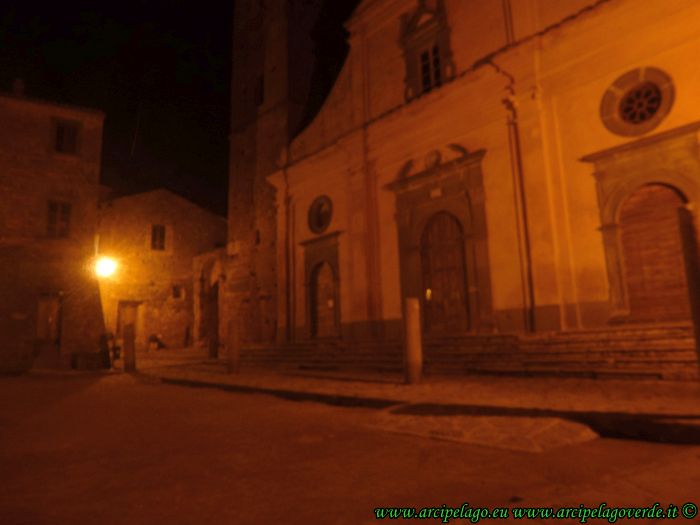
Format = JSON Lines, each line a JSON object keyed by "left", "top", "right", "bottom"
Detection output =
{"left": 98, "top": 189, "right": 226, "bottom": 351}
{"left": 193, "top": 247, "right": 227, "bottom": 357}
{"left": 227, "top": 0, "right": 700, "bottom": 377}
{"left": 0, "top": 87, "right": 105, "bottom": 372}
{"left": 226, "top": 0, "right": 324, "bottom": 345}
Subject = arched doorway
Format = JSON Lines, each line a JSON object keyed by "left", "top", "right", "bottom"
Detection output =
{"left": 310, "top": 262, "right": 339, "bottom": 338}
{"left": 619, "top": 183, "right": 691, "bottom": 322}
{"left": 420, "top": 211, "right": 470, "bottom": 333}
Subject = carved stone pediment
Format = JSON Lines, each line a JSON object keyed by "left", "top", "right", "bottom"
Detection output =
{"left": 387, "top": 146, "right": 485, "bottom": 194}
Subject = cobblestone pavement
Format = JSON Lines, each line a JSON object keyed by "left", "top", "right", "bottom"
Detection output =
{"left": 1, "top": 372, "right": 699, "bottom": 525}
{"left": 123, "top": 351, "right": 700, "bottom": 449}
{"left": 131, "top": 350, "right": 700, "bottom": 417}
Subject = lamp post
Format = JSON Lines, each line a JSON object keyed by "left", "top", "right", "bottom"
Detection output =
{"left": 93, "top": 256, "right": 136, "bottom": 372}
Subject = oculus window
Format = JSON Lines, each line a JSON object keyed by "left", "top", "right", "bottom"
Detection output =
{"left": 600, "top": 67, "right": 674, "bottom": 137}
{"left": 308, "top": 196, "right": 333, "bottom": 234}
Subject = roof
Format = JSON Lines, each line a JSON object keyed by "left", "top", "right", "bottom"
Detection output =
{"left": 0, "top": 91, "right": 105, "bottom": 119}
{"left": 102, "top": 188, "right": 227, "bottom": 222}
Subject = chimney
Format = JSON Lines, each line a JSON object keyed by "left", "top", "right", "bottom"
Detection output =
{"left": 12, "top": 78, "right": 25, "bottom": 97}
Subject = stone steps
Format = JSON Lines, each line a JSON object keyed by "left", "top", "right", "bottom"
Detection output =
{"left": 238, "top": 342, "right": 404, "bottom": 374}
{"left": 237, "top": 326, "right": 699, "bottom": 380}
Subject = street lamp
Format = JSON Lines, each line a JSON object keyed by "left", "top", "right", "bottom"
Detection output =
{"left": 95, "top": 256, "right": 118, "bottom": 278}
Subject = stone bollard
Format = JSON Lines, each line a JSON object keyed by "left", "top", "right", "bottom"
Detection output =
{"left": 404, "top": 297, "right": 423, "bottom": 384}
{"left": 123, "top": 325, "right": 137, "bottom": 373}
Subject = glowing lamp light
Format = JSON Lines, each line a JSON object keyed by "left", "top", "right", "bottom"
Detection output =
{"left": 95, "top": 256, "right": 118, "bottom": 278}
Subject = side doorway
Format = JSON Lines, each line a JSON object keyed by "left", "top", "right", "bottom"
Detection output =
{"left": 309, "top": 262, "right": 340, "bottom": 339}
{"left": 34, "top": 294, "right": 62, "bottom": 365}
{"left": 117, "top": 301, "right": 141, "bottom": 350}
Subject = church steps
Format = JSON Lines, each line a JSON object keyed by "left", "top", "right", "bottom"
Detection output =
{"left": 235, "top": 326, "right": 699, "bottom": 380}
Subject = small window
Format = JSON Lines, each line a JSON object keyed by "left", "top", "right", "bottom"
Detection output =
{"left": 432, "top": 46, "right": 442, "bottom": 86}
{"left": 420, "top": 51, "right": 431, "bottom": 92}
{"left": 400, "top": 1, "right": 454, "bottom": 101}
{"left": 419, "top": 46, "right": 443, "bottom": 94}
{"left": 47, "top": 201, "right": 71, "bottom": 238}
{"left": 54, "top": 120, "right": 79, "bottom": 154}
{"left": 172, "top": 285, "right": 184, "bottom": 299}
{"left": 151, "top": 224, "right": 166, "bottom": 250}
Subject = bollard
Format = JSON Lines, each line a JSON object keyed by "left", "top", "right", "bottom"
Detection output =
{"left": 404, "top": 297, "right": 423, "bottom": 384}
{"left": 227, "top": 324, "right": 240, "bottom": 374}
{"left": 123, "top": 324, "right": 137, "bottom": 373}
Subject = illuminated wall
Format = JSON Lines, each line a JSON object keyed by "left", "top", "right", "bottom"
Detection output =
{"left": 265, "top": 0, "right": 700, "bottom": 339}
{"left": 0, "top": 92, "right": 105, "bottom": 370}
{"left": 98, "top": 189, "right": 226, "bottom": 350}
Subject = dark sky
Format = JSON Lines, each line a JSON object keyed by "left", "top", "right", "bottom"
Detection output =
{"left": 0, "top": 0, "right": 359, "bottom": 216}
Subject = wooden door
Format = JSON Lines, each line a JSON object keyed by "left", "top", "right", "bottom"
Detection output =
{"left": 421, "top": 212, "right": 469, "bottom": 333}
{"left": 310, "top": 262, "right": 339, "bottom": 338}
{"left": 619, "top": 184, "right": 690, "bottom": 322}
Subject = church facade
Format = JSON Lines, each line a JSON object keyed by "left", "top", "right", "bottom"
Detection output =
{"left": 226, "top": 0, "right": 700, "bottom": 374}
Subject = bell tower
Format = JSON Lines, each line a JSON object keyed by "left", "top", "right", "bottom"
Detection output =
{"left": 227, "top": 0, "right": 322, "bottom": 344}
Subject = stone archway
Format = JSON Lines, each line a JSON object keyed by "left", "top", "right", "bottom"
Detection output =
{"left": 420, "top": 211, "right": 470, "bottom": 333}
{"left": 618, "top": 183, "right": 690, "bottom": 322}
{"left": 388, "top": 148, "right": 495, "bottom": 333}
{"left": 582, "top": 121, "right": 700, "bottom": 323}
{"left": 309, "top": 262, "right": 339, "bottom": 339}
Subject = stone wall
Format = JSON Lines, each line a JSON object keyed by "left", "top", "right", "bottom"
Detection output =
{"left": 266, "top": 0, "right": 700, "bottom": 339}
{"left": 0, "top": 93, "right": 105, "bottom": 371}
{"left": 226, "top": 0, "right": 323, "bottom": 345}
{"left": 98, "top": 190, "right": 226, "bottom": 350}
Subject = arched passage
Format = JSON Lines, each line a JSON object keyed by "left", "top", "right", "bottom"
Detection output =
{"left": 619, "top": 183, "right": 691, "bottom": 322}
{"left": 420, "top": 211, "right": 470, "bottom": 333}
{"left": 309, "top": 262, "right": 339, "bottom": 338}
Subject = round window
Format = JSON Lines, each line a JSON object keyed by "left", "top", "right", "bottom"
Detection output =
{"left": 308, "top": 196, "right": 333, "bottom": 234}
{"left": 619, "top": 82, "right": 662, "bottom": 124}
{"left": 600, "top": 67, "right": 674, "bottom": 137}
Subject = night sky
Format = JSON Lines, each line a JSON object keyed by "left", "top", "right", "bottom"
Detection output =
{"left": 0, "top": 0, "right": 360, "bottom": 216}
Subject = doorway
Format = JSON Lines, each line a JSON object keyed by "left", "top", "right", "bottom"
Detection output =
{"left": 117, "top": 301, "right": 140, "bottom": 347}
{"left": 420, "top": 211, "right": 470, "bottom": 334}
{"left": 310, "top": 262, "right": 339, "bottom": 339}
{"left": 35, "top": 294, "right": 62, "bottom": 359}
{"left": 619, "top": 183, "right": 691, "bottom": 322}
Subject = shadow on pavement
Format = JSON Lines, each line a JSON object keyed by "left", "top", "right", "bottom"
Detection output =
{"left": 157, "top": 375, "right": 700, "bottom": 444}
{"left": 158, "top": 376, "right": 399, "bottom": 409}
{"left": 392, "top": 403, "right": 700, "bottom": 445}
